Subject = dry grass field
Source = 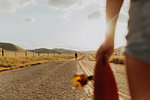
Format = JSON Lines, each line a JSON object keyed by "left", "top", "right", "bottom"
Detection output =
{"left": 88, "top": 54, "right": 96, "bottom": 61}
{"left": 0, "top": 51, "right": 83, "bottom": 72}
{"left": 88, "top": 53, "right": 125, "bottom": 64}
{"left": 110, "top": 55, "right": 125, "bottom": 64}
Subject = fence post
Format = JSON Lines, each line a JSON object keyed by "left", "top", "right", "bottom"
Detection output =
{"left": 2, "top": 49, "right": 4, "bottom": 56}
{"left": 38, "top": 52, "right": 40, "bottom": 56}
{"left": 25, "top": 51, "right": 27, "bottom": 56}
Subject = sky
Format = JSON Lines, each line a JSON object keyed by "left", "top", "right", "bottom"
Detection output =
{"left": 0, "top": 0, "right": 130, "bottom": 51}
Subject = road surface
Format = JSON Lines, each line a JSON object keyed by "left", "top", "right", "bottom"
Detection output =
{"left": 0, "top": 56, "right": 131, "bottom": 100}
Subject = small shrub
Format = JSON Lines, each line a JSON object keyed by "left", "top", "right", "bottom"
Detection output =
{"left": 109, "top": 55, "right": 125, "bottom": 64}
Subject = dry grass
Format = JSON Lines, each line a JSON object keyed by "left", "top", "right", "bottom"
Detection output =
{"left": 0, "top": 53, "right": 84, "bottom": 72}
{"left": 88, "top": 54, "right": 96, "bottom": 61}
{"left": 88, "top": 53, "right": 125, "bottom": 64}
{"left": 109, "top": 55, "right": 125, "bottom": 64}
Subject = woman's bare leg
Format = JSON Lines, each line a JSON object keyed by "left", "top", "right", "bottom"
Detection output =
{"left": 125, "top": 54, "right": 150, "bottom": 100}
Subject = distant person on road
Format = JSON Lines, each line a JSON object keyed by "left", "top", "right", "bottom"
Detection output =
{"left": 75, "top": 52, "right": 78, "bottom": 60}
{"left": 94, "top": 0, "right": 150, "bottom": 100}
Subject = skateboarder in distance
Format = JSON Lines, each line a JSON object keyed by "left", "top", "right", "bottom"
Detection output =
{"left": 75, "top": 52, "right": 78, "bottom": 60}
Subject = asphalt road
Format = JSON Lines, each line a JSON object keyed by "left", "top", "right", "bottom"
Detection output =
{"left": 81, "top": 58, "right": 131, "bottom": 100}
{"left": 0, "top": 56, "right": 131, "bottom": 100}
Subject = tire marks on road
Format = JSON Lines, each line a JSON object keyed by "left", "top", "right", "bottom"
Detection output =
{"left": 77, "top": 57, "right": 131, "bottom": 100}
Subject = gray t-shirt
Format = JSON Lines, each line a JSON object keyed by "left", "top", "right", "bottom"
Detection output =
{"left": 125, "top": 0, "right": 150, "bottom": 63}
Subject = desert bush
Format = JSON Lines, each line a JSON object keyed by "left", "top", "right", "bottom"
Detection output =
{"left": 109, "top": 55, "right": 125, "bottom": 64}
{"left": 88, "top": 53, "right": 125, "bottom": 64}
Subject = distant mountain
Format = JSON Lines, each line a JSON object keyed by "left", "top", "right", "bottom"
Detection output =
{"left": 0, "top": 42, "right": 125, "bottom": 54}
{"left": 53, "top": 48, "right": 77, "bottom": 54}
{"left": 29, "top": 48, "right": 77, "bottom": 54}
{"left": 80, "top": 46, "right": 125, "bottom": 55}
{"left": 29, "top": 48, "right": 58, "bottom": 53}
{"left": 80, "top": 50, "right": 96, "bottom": 54}
{"left": 0, "top": 42, "right": 25, "bottom": 52}
{"left": 114, "top": 46, "right": 125, "bottom": 54}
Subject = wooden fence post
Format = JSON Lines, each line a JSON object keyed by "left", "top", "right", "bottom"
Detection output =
{"left": 38, "top": 52, "right": 40, "bottom": 56}
{"left": 25, "top": 51, "right": 27, "bottom": 56}
{"left": 2, "top": 49, "right": 4, "bottom": 56}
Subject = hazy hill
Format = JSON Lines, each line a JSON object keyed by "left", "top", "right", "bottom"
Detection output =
{"left": 29, "top": 48, "right": 58, "bottom": 53}
{"left": 53, "top": 48, "right": 76, "bottom": 54}
{"left": 80, "top": 50, "right": 96, "bottom": 54}
{"left": 0, "top": 42, "right": 25, "bottom": 52}
{"left": 29, "top": 48, "right": 76, "bottom": 54}
{"left": 81, "top": 46, "right": 125, "bottom": 55}
{"left": 114, "top": 46, "right": 125, "bottom": 54}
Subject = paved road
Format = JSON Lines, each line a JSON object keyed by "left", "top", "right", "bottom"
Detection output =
{"left": 80, "top": 56, "right": 131, "bottom": 100}
{"left": 0, "top": 61, "right": 90, "bottom": 100}
{"left": 0, "top": 56, "right": 131, "bottom": 100}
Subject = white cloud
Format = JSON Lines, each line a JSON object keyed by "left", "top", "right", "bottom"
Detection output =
{"left": 46, "top": 0, "right": 79, "bottom": 9}
{"left": 88, "top": 11, "right": 102, "bottom": 20}
{"left": 0, "top": 0, "right": 36, "bottom": 13}
{"left": 22, "top": 16, "right": 36, "bottom": 23}
{"left": 43, "top": 0, "right": 105, "bottom": 23}
{"left": 122, "top": 0, "right": 130, "bottom": 12}
{"left": 46, "top": 0, "right": 105, "bottom": 10}
{"left": 59, "top": 11, "right": 72, "bottom": 21}
{"left": 117, "top": 0, "right": 130, "bottom": 23}
{"left": 118, "top": 12, "right": 128, "bottom": 23}
{"left": 15, "top": 40, "right": 87, "bottom": 50}
{"left": 58, "top": 0, "right": 105, "bottom": 21}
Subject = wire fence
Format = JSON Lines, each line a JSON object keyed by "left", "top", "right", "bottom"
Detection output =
{"left": 0, "top": 49, "right": 56, "bottom": 57}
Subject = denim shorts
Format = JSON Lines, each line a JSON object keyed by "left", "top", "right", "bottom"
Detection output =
{"left": 125, "top": 0, "right": 150, "bottom": 63}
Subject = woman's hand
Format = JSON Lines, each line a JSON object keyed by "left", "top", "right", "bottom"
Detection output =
{"left": 96, "top": 33, "right": 114, "bottom": 64}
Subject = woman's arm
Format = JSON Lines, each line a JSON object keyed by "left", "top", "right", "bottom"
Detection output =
{"left": 94, "top": 0, "right": 123, "bottom": 100}
{"left": 105, "top": 0, "right": 123, "bottom": 44}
